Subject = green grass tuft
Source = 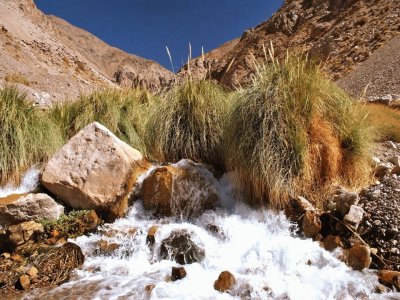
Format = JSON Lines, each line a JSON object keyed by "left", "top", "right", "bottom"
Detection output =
{"left": 224, "top": 54, "right": 373, "bottom": 208}
{"left": 0, "top": 86, "right": 63, "bottom": 185}
{"left": 145, "top": 80, "right": 231, "bottom": 166}
{"left": 49, "top": 89, "right": 151, "bottom": 153}
{"left": 365, "top": 103, "right": 400, "bottom": 142}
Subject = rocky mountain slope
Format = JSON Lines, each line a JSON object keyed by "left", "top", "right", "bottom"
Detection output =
{"left": 179, "top": 0, "right": 400, "bottom": 91}
{"left": 0, "top": 0, "right": 174, "bottom": 106}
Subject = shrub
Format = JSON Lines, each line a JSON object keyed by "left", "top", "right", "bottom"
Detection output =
{"left": 50, "top": 89, "right": 151, "bottom": 153}
{"left": 365, "top": 103, "right": 400, "bottom": 142}
{"left": 224, "top": 54, "right": 373, "bottom": 208}
{"left": 145, "top": 80, "right": 230, "bottom": 166}
{"left": 0, "top": 86, "right": 63, "bottom": 185}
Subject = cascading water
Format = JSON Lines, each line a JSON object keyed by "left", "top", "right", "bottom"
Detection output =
{"left": 0, "top": 167, "right": 40, "bottom": 198}
{"left": 21, "top": 162, "right": 396, "bottom": 299}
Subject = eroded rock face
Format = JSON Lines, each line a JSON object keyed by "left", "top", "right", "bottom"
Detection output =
{"left": 41, "top": 122, "right": 150, "bottom": 220}
{"left": 159, "top": 230, "right": 205, "bottom": 265}
{"left": 141, "top": 160, "right": 219, "bottom": 218}
{"left": 0, "top": 193, "right": 64, "bottom": 226}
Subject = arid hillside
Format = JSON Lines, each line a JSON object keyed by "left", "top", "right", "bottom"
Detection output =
{"left": 179, "top": 0, "right": 400, "bottom": 92}
{"left": 0, "top": 0, "right": 174, "bottom": 106}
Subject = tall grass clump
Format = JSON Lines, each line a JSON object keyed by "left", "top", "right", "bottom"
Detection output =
{"left": 0, "top": 86, "right": 63, "bottom": 185}
{"left": 225, "top": 53, "right": 373, "bottom": 208}
{"left": 145, "top": 80, "right": 230, "bottom": 166}
{"left": 365, "top": 103, "right": 400, "bottom": 142}
{"left": 50, "top": 89, "right": 152, "bottom": 153}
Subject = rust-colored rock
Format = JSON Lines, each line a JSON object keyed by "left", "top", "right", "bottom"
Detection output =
{"left": 18, "top": 274, "right": 30, "bottom": 290}
{"left": 378, "top": 270, "right": 400, "bottom": 291}
{"left": 146, "top": 225, "right": 159, "bottom": 247}
{"left": 142, "top": 160, "right": 219, "bottom": 218}
{"left": 7, "top": 221, "right": 44, "bottom": 247}
{"left": 322, "top": 235, "right": 343, "bottom": 252}
{"left": 214, "top": 271, "right": 236, "bottom": 293}
{"left": 145, "top": 284, "right": 156, "bottom": 294}
{"left": 27, "top": 266, "right": 38, "bottom": 278}
{"left": 171, "top": 267, "right": 187, "bottom": 281}
{"left": 302, "top": 211, "right": 321, "bottom": 238}
{"left": 343, "top": 245, "right": 372, "bottom": 271}
{"left": 41, "top": 122, "right": 150, "bottom": 221}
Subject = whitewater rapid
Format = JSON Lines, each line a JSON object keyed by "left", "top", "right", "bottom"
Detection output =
{"left": 21, "top": 168, "right": 385, "bottom": 300}
{"left": 0, "top": 167, "right": 40, "bottom": 198}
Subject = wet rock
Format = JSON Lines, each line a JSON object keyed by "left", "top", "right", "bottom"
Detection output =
{"left": 159, "top": 230, "right": 205, "bottom": 264}
{"left": 146, "top": 225, "right": 159, "bottom": 247}
{"left": 0, "top": 193, "right": 64, "bottom": 226}
{"left": 171, "top": 267, "right": 187, "bottom": 281}
{"left": 343, "top": 205, "right": 364, "bottom": 230}
{"left": 285, "top": 196, "right": 315, "bottom": 223}
{"left": 94, "top": 240, "right": 120, "bottom": 255}
{"left": 378, "top": 270, "right": 400, "bottom": 291}
{"left": 34, "top": 242, "right": 84, "bottom": 285}
{"left": 7, "top": 221, "right": 44, "bottom": 248}
{"left": 214, "top": 271, "right": 236, "bottom": 293}
{"left": 18, "top": 274, "right": 30, "bottom": 290}
{"left": 322, "top": 235, "right": 343, "bottom": 251}
{"left": 142, "top": 160, "right": 219, "bottom": 218}
{"left": 41, "top": 122, "right": 150, "bottom": 221}
{"left": 145, "top": 284, "right": 156, "bottom": 294}
{"left": 343, "top": 245, "right": 371, "bottom": 271}
{"left": 302, "top": 211, "right": 321, "bottom": 238}
{"left": 333, "top": 189, "right": 359, "bottom": 217}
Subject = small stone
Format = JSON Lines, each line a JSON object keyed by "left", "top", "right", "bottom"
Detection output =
{"left": 303, "top": 211, "right": 321, "bottom": 238}
{"left": 375, "top": 284, "right": 387, "bottom": 294}
{"left": 374, "top": 163, "right": 391, "bottom": 178}
{"left": 391, "top": 166, "right": 400, "bottom": 176}
{"left": 333, "top": 190, "right": 359, "bottom": 217}
{"left": 27, "top": 266, "right": 38, "bottom": 278}
{"left": 322, "top": 235, "right": 343, "bottom": 251}
{"left": 171, "top": 267, "right": 187, "bottom": 281}
{"left": 387, "top": 141, "right": 397, "bottom": 149}
{"left": 389, "top": 156, "right": 400, "bottom": 167}
{"left": 145, "top": 284, "right": 156, "bottom": 294}
{"left": 146, "top": 225, "right": 159, "bottom": 246}
{"left": 11, "top": 254, "right": 23, "bottom": 262}
{"left": 373, "top": 220, "right": 382, "bottom": 226}
{"left": 214, "top": 271, "right": 236, "bottom": 292}
{"left": 391, "top": 248, "right": 400, "bottom": 254}
{"left": 18, "top": 275, "right": 30, "bottom": 290}
{"left": 371, "top": 190, "right": 381, "bottom": 200}
{"left": 343, "top": 205, "right": 364, "bottom": 230}
{"left": 343, "top": 245, "right": 371, "bottom": 271}
{"left": 0, "top": 252, "right": 10, "bottom": 259}
{"left": 372, "top": 157, "right": 381, "bottom": 166}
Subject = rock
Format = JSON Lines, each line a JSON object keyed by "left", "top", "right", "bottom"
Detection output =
{"left": 302, "top": 211, "right": 321, "bottom": 238}
{"left": 370, "top": 95, "right": 393, "bottom": 105}
{"left": 171, "top": 267, "right": 187, "bottom": 281}
{"left": 386, "top": 141, "right": 397, "bottom": 150}
{"left": 372, "top": 156, "right": 381, "bottom": 166}
{"left": 159, "top": 230, "right": 205, "bottom": 264}
{"left": 142, "top": 160, "right": 219, "bottom": 218}
{"left": 41, "top": 122, "right": 150, "bottom": 220}
{"left": 27, "top": 266, "right": 38, "bottom": 278}
{"left": 374, "top": 163, "right": 392, "bottom": 178}
{"left": 0, "top": 193, "right": 64, "bottom": 226}
{"left": 7, "top": 221, "right": 44, "bottom": 248}
{"left": 343, "top": 245, "right": 371, "bottom": 271}
{"left": 343, "top": 205, "right": 364, "bottom": 230}
{"left": 146, "top": 225, "right": 159, "bottom": 247}
{"left": 389, "top": 156, "right": 400, "bottom": 167}
{"left": 1, "top": 252, "right": 10, "bottom": 259}
{"left": 34, "top": 242, "right": 84, "bottom": 285}
{"left": 378, "top": 270, "right": 400, "bottom": 291}
{"left": 322, "top": 235, "right": 343, "bottom": 251}
{"left": 333, "top": 189, "right": 359, "bottom": 217}
{"left": 391, "top": 166, "right": 400, "bottom": 176}
{"left": 94, "top": 240, "right": 120, "bottom": 255}
{"left": 214, "top": 271, "right": 236, "bottom": 293}
{"left": 18, "top": 274, "right": 30, "bottom": 290}
{"left": 285, "top": 196, "right": 315, "bottom": 223}
{"left": 145, "top": 284, "right": 156, "bottom": 294}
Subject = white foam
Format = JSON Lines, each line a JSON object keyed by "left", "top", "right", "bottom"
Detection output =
{"left": 0, "top": 166, "right": 40, "bottom": 198}
{"left": 25, "top": 170, "right": 386, "bottom": 299}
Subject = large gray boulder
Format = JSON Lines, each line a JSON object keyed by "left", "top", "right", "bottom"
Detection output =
{"left": 41, "top": 122, "right": 150, "bottom": 220}
{"left": 0, "top": 193, "right": 64, "bottom": 225}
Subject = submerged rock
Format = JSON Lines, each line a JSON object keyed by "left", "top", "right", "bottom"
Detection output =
{"left": 159, "top": 230, "right": 205, "bottom": 264}
{"left": 343, "top": 245, "right": 372, "bottom": 271}
{"left": 0, "top": 193, "right": 64, "bottom": 226}
{"left": 41, "top": 122, "right": 150, "bottom": 220}
{"left": 171, "top": 266, "right": 187, "bottom": 281}
{"left": 214, "top": 271, "right": 236, "bottom": 293}
{"left": 142, "top": 160, "right": 219, "bottom": 218}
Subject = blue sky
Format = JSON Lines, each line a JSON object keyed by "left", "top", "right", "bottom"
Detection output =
{"left": 34, "top": 0, "right": 283, "bottom": 71}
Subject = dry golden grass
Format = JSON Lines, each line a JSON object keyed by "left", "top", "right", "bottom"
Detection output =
{"left": 365, "top": 103, "right": 400, "bottom": 142}
{"left": 4, "top": 73, "right": 30, "bottom": 86}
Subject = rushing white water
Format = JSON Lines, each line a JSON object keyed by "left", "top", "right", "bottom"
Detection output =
{"left": 0, "top": 166, "right": 40, "bottom": 198}
{"left": 24, "top": 166, "right": 385, "bottom": 300}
